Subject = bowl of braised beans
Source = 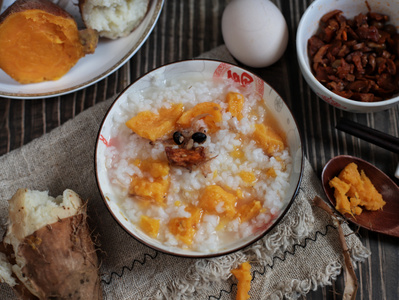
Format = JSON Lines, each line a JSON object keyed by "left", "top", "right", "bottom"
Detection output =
{"left": 296, "top": 0, "right": 399, "bottom": 113}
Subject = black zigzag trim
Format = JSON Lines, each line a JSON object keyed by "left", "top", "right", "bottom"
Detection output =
{"left": 209, "top": 224, "right": 337, "bottom": 300}
{"left": 101, "top": 251, "right": 159, "bottom": 285}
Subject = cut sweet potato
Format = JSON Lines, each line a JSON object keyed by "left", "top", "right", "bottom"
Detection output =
{"left": 198, "top": 185, "right": 237, "bottom": 219}
{"left": 329, "top": 162, "right": 386, "bottom": 216}
{"left": 231, "top": 262, "right": 252, "bottom": 300}
{"left": 140, "top": 215, "right": 160, "bottom": 238}
{"left": 0, "top": 0, "right": 98, "bottom": 84}
{"left": 176, "top": 102, "right": 223, "bottom": 133}
{"left": 126, "top": 104, "right": 184, "bottom": 142}
{"left": 0, "top": 189, "right": 102, "bottom": 300}
{"left": 168, "top": 206, "right": 203, "bottom": 245}
{"left": 79, "top": 0, "right": 150, "bottom": 39}
{"left": 226, "top": 92, "right": 244, "bottom": 121}
{"left": 252, "top": 123, "right": 285, "bottom": 156}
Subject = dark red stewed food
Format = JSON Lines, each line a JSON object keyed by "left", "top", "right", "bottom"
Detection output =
{"left": 308, "top": 9, "right": 399, "bottom": 102}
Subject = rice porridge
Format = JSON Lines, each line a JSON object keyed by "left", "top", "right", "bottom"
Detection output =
{"left": 104, "top": 75, "right": 292, "bottom": 253}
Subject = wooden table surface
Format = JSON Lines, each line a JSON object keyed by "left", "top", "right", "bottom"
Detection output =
{"left": 0, "top": 0, "right": 398, "bottom": 299}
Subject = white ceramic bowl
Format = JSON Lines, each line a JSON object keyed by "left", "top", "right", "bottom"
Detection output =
{"left": 296, "top": 0, "right": 399, "bottom": 113}
{"left": 95, "top": 60, "right": 303, "bottom": 257}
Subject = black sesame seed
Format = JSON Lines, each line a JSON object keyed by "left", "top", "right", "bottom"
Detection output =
{"left": 173, "top": 131, "right": 185, "bottom": 145}
{"left": 192, "top": 132, "right": 207, "bottom": 144}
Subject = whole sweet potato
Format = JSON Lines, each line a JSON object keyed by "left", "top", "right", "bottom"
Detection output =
{"left": 0, "top": 189, "right": 102, "bottom": 300}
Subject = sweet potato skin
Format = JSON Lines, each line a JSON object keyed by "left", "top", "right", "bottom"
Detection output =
{"left": 18, "top": 214, "right": 102, "bottom": 299}
{"left": 2, "top": 213, "right": 102, "bottom": 300}
{"left": 0, "top": 0, "right": 72, "bottom": 22}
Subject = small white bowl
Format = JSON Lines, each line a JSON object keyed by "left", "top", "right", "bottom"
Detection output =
{"left": 95, "top": 60, "right": 303, "bottom": 257}
{"left": 296, "top": 0, "right": 399, "bottom": 113}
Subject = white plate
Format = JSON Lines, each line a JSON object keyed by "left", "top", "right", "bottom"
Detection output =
{"left": 0, "top": 0, "right": 164, "bottom": 99}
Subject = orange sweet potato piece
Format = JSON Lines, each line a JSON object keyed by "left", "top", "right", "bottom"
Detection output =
{"left": 129, "top": 159, "right": 170, "bottom": 205}
{"left": 168, "top": 206, "right": 203, "bottom": 245}
{"left": 133, "top": 159, "right": 170, "bottom": 178}
{"left": 126, "top": 104, "right": 184, "bottom": 141}
{"left": 253, "top": 123, "right": 285, "bottom": 156}
{"left": 198, "top": 185, "right": 237, "bottom": 219}
{"left": 129, "top": 177, "right": 169, "bottom": 205}
{"left": 177, "top": 102, "right": 222, "bottom": 133}
{"left": 338, "top": 162, "right": 364, "bottom": 198}
{"left": 358, "top": 169, "right": 385, "bottom": 210}
{"left": 0, "top": 0, "right": 98, "bottom": 84}
{"left": 329, "top": 162, "right": 386, "bottom": 216}
{"left": 239, "top": 171, "right": 257, "bottom": 184}
{"left": 140, "top": 215, "right": 160, "bottom": 238}
{"left": 237, "top": 200, "right": 262, "bottom": 223}
{"left": 339, "top": 162, "right": 385, "bottom": 211}
{"left": 231, "top": 262, "right": 252, "bottom": 300}
{"left": 230, "top": 146, "right": 245, "bottom": 159}
{"left": 329, "top": 176, "right": 352, "bottom": 215}
{"left": 349, "top": 196, "right": 363, "bottom": 215}
{"left": 266, "top": 167, "right": 277, "bottom": 178}
{"left": 226, "top": 92, "right": 244, "bottom": 121}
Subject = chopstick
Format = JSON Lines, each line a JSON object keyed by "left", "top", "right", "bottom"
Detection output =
{"left": 336, "top": 118, "right": 399, "bottom": 154}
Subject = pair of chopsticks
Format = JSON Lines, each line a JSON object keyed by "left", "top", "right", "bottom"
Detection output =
{"left": 336, "top": 118, "right": 399, "bottom": 154}
{"left": 336, "top": 118, "right": 399, "bottom": 179}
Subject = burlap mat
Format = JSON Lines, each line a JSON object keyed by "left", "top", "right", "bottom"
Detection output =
{"left": 0, "top": 46, "right": 370, "bottom": 299}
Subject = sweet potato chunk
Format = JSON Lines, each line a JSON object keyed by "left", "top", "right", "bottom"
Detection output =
{"left": 329, "top": 176, "right": 352, "bottom": 214}
{"left": 329, "top": 162, "right": 386, "bottom": 215}
{"left": 129, "top": 159, "right": 170, "bottom": 205}
{"left": 177, "top": 102, "right": 222, "bottom": 133}
{"left": 126, "top": 104, "right": 184, "bottom": 141}
{"left": 168, "top": 206, "right": 203, "bottom": 245}
{"left": 253, "top": 123, "right": 285, "bottom": 156}
{"left": 130, "top": 177, "right": 169, "bottom": 205}
{"left": 266, "top": 167, "right": 277, "bottom": 178}
{"left": 231, "top": 262, "right": 252, "bottom": 300}
{"left": 198, "top": 185, "right": 237, "bottom": 219}
{"left": 0, "top": 0, "right": 98, "bottom": 84}
{"left": 359, "top": 171, "right": 385, "bottom": 210}
{"left": 338, "top": 162, "right": 364, "bottom": 198}
{"left": 133, "top": 158, "right": 170, "bottom": 178}
{"left": 237, "top": 200, "right": 262, "bottom": 223}
{"left": 239, "top": 171, "right": 257, "bottom": 184}
{"left": 226, "top": 92, "right": 244, "bottom": 120}
{"left": 140, "top": 215, "right": 160, "bottom": 238}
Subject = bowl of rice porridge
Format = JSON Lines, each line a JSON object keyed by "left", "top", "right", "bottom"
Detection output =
{"left": 95, "top": 60, "right": 303, "bottom": 257}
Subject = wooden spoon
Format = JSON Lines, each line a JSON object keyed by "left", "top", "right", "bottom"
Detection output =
{"left": 321, "top": 155, "right": 399, "bottom": 238}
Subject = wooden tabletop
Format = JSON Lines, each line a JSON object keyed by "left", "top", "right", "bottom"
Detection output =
{"left": 0, "top": 0, "right": 398, "bottom": 299}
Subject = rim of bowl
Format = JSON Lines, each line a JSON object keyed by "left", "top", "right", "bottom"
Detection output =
{"left": 296, "top": 0, "right": 399, "bottom": 108}
{"left": 94, "top": 59, "right": 304, "bottom": 258}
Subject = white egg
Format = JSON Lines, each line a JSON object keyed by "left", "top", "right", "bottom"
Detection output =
{"left": 221, "top": 0, "right": 289, "bottom": 68}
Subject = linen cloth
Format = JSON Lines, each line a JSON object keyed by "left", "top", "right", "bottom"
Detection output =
{"left": 0, "top": 46, "right": 370, "bottom": 299}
